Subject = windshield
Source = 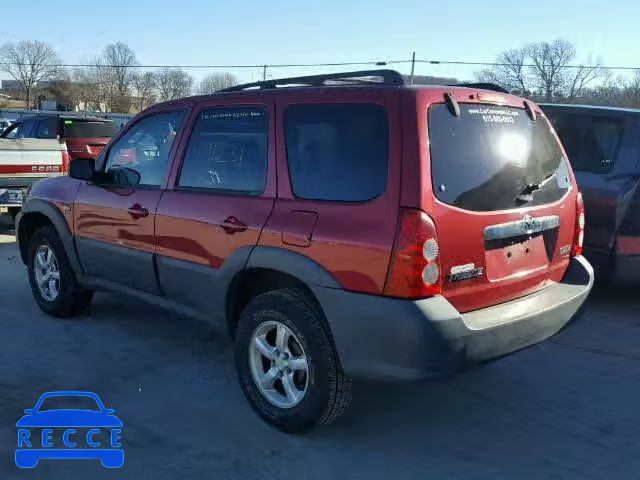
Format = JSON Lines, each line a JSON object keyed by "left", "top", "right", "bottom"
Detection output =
{"left": 429, "top": 104, "right": 571, "bottom": 211}
{"left": 38, "top": 395, "right": 101, "bottom": 412}
{"left": 63, "top": 120, "right": 119, "bottom": 138}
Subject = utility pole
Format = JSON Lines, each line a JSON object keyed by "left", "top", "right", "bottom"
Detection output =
{"left": 262, "top": 65, "right": 267, "bottom": 81}
{"left": 409, "top": 51, "right": 416, "bottom": 85}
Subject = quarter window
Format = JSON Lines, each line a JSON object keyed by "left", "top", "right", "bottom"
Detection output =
{"left": 285, "top": 104, "right": 389, "bottom": 202}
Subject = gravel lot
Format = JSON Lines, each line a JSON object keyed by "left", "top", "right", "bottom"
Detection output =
{"left": 0, "top": 216, "right": 638, "bottom": 479}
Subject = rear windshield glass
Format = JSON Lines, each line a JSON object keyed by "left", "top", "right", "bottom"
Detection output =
{"left": 62, "top": 120, "right": 119, "bottom": 138}
{"left": 428, "top": 104, "right": 571, "bottom": 212}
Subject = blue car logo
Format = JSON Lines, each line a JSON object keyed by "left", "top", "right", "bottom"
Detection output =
{"left": 15, "top": 391, "right": 124, "bottom": 468}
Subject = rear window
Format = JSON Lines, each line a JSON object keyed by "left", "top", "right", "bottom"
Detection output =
{"left": 62, "top": 120, "right": 119, "bottom": 139}
{"left": 428, "top": 104, "right": 571, "bottom": 212}
{"left": 285, "top": 103, "right": 389, "bottom": 202}
{"left": 544, "top": 110, "right": 624, "bottom": 174}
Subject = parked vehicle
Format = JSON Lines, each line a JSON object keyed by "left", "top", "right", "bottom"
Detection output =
{"left": 0, "top": 115, "right": 118, "bottom": 218}
{"left": 541, "top": 104, "right": 640, "bottom": 283}
{"left": 17, "top": 70, "right": 593, "bottom": 432}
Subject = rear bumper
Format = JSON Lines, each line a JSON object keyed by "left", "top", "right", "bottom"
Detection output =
{"left": 313, "top": 255, "right": 594, "bottom": 381}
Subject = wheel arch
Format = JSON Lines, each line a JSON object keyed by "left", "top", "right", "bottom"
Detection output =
{"left": 17, "top": 199, "right": 81, "bottom": 274}
{"left": 225, "top": 246, "right": 341, "bottom": 336}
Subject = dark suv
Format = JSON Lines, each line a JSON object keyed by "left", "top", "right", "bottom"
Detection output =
{"left": 17, "top": 70, "right": 593, "bottom": 432}
{"left": 541, "top": 104, "right": 640, "bottom": 283}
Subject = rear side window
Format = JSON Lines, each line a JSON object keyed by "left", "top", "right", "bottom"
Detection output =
{"left": 545, "top": 111, "right": 623, "bottom": 174}
{"left": 429, "top": 104, "right": 571, "bottom": 212}
{"left": 285, "top": 103, "right": 389, "bottom": 201}
{"left": 35, "top": 117, "right": 58, "bottom": 139}
{"left": 178, "top": 106, "right": 268, "bottom": 194}
{"left": 62, "top": 120, "right": 119, "bottom": 138}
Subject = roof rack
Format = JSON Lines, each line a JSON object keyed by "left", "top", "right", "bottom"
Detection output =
{"left": 451, "top": 82, "right": 510, "bottom": 94}
{"left": 217, "top": 69, "right": 406, "bottom": 92}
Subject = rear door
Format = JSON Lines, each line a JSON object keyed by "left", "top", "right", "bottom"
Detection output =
{"left": 546, "top": 108, "right": 636, "bottom": 253}
{"left": 155, "top": 101, "right": 276, "bottom": 313}
{"left": 74, "top": 109, "right": 188, "bottom": 294}
{"left": 423, "top": 98, "right": 576, "bottom": 313}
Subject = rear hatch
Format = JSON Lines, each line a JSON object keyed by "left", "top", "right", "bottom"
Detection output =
{"left": 424, "top": 96, "right": 577, "bottom": 312}
{"left": 61, "top": 119, "right": 119, "bottom": 159}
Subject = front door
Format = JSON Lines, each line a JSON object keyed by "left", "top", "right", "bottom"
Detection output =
{"left": 74, "top": 109, "right": 188, "bottom": 294}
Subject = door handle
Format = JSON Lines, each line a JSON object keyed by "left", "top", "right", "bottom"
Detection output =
{"left": 221, "top": 216, "right": 247, "bottom": 234}
{"left": 127, "top": 204, "right": 149, "bottom": 219}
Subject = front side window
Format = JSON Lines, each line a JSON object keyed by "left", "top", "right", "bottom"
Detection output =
{"left": 104, "top": 111, "right": 185, "bottom": 187}
{"left": 178, "top": 106, "right": 268, "bottom": 193}
{"left": 546, "top": 111, "right": 623, "bottom": 174}
{"left": 285, "top": 103, "right": 389, "bottom": 202}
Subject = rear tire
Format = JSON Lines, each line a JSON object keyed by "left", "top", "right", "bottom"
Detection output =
{"left": 27, "top": 225, "right": 93, "bottom": 317}
{"left": 234, "top": 288, "right": 352, "bottom": 433}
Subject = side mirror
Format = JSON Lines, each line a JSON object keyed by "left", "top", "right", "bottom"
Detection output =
{"left": 24, "top": 409, "right": 34, "bottom": 414}
{"left": 69, "top": 158, "right": 96, "bottom": 181}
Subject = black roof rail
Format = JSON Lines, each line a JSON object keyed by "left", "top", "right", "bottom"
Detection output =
{"left": 217, "top": 69, "right": 405, "bottom": 92}
{"left": 450, "top": 82, "right": 510, "bottom": 94}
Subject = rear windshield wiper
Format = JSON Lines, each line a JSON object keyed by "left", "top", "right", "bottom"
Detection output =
{"left": 516, "top": 170, "right": 558, "bottom": 201}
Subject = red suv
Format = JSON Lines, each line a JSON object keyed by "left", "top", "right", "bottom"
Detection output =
{"left": 16, "top": 70, "right": 593, "bottom": 432}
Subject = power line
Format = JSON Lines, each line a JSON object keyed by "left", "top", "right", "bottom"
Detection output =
{"left": 0, "top": 58, "right": 638, "bottom": 71}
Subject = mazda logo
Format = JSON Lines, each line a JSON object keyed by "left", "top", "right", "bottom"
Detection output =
{"left": 523, "top": 215, "right": 537, "bottom": 232}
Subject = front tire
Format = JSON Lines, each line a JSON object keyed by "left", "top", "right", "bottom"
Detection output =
{"left": 234, "top": 288, "right": 352, "bottom": 433}
{"left": 27, "top": 225, "right": 93, "bottom": 317}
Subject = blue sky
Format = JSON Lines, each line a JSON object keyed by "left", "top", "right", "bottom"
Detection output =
{"left": 1, "top": 0, "right": 638, "bottom": 82}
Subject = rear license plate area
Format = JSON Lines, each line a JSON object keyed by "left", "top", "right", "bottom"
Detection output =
{"left": 483, "top": 215, "right": 560, "bottom": 282}
{"left": 485, "top": 234, "right": 550, "bottom": 281}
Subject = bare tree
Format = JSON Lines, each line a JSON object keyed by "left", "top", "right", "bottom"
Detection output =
{"left": 197, "top": 72, "right": 238, "bottom": 94}
{"left": 477, "top": 48, "right": 530, "bottom": 94}
{"left": 565, "top": 63, "right": 602, "bottom": 102}
{"left": 155, "top": 68, "right": 194, "bottom": 101}
{"left": 623, "top": 69, "right": 640, "bottom": 107}
{"left": 477, "top": 39, "right": 602, "bottom": 103}
{"left": 0, "top": 40, "right": 60, "bottom": 109}
{"left": 526, "top": 39, "right": 577, "bottom": 102}
{"left": 133, "top": 71, "right": 157, "bottom": 110}
{"left": 101, "top": 42, "right": 138, "bottom": 112}
{"left": 72, "top": 59, "right": 112, "bottom": 112}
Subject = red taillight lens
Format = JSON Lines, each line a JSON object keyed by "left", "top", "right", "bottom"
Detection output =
{"left": 384, "top": 208, "right": 442, "bottom": 298}
{"left": 572, "top": 192, "right": 585, "bottom": 257}
{"left": 61, "top": 149, "right": 71, "bottom": 174}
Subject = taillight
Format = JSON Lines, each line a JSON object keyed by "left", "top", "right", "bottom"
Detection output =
{"left": 572, "top": 192, "right": 585, "bottom": 257}
{"left": 384, "top": 208, "right": 442, "bottom": 298}
{"left": 61, "top": 149, "right": 71, "bottom": 175}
